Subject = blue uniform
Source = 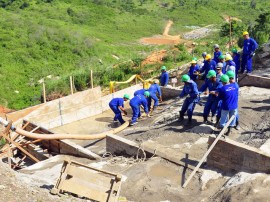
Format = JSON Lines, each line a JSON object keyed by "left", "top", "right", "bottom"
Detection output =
{"left": 200, "top": 60, "right": 216, "bottom": 80}
{"left": 160, "top": 71, "right": 169, "bottom": 86}
{"left": 241, "top": 38, "right": 258, "bottom": 73}
{"left": 217, "top": 83, "right": 239, "bottom": 127}
{"left": 233, "top": 53, "right": 241, "bottom": 78}
{"left": 179, "top": 80, "right": 199, "bottom": 119}
{"left": 199, "top": 80, "right": 222, "bottom": 118}
{"left": 188, "top": 65, "right": 200, "bottom": 81}
{"left": 134, "top": 89, "right": 146, "bottom": 96}
{"left": 129, "top": 95, "right": 149, "bottom": 124}
{"left": 148, "top": 83, "right": 162, "bottom": 109}
{"left": 221, "top": 62, "right": 227, "bottom": 74}
{"left": 213, "top": 51, "right": 222, "bottom": 63}
{"left": 109, "top": 98, "right": 125, "bottom": 124}
{"left": 226, "top": 60, "right": 236, "bottom": 80}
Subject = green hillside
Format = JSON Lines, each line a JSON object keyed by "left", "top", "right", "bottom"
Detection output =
{"left": 0, "top": 0, "right": 269, "bottom": 109}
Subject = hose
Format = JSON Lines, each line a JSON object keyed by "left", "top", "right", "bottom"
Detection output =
{"left": 0, "top": 117, "right": 129, "bottom": 140}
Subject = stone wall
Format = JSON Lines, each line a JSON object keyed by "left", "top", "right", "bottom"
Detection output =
{"left": 207, "top": 136, "right": 270, "bottom": 173}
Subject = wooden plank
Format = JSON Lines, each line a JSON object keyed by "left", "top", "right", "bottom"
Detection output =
{"left": 11, "top": 121, "right": 30, "bottom": 142}
{"left": 182, "top": 115, "right": 236, "bottom": 188}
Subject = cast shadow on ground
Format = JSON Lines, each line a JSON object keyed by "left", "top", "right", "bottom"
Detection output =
{"left": 250, "top": 98, "right": 270, "bottom": 104}
{"left": 95, "top": 117, "right": 113, "bottom": 123}
{"left": 242, "top": 105, "right": 270, "bottom": 112}
{"left": 164, "top": 119, "right": 202, "bottom": 133}
{"left": 40, "top": 184, "right": 54, "bottom": 190}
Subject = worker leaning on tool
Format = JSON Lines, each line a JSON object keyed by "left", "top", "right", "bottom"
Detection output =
{"left": 160, "top": 66, "right": 169, "bottom": 87}
{"left": 129, "top": 91, "right": 150, "bottom": 126}
{"left": 147, "top": 79, "right": 162, "bottom": 113}
{"left": 179, "top": 74, "right": 200, "bottom": 124}
{"left": 109, "top": 94, "right": 130, "bottom": 125}
{"left": 199, "top": 70, "right": 222, "bottom": 123}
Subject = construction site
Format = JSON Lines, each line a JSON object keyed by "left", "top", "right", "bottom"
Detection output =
{"left": 0, "top": 35, "right": 270, "bottom": 201}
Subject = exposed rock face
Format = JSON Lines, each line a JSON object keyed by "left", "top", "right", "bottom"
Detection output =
{"left": 254, "top": 41, "right": 270, "bottom": 70}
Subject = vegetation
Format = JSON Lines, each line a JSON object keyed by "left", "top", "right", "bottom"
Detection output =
{"left": 0, "top": 0, "right": 269, "bottom": 109}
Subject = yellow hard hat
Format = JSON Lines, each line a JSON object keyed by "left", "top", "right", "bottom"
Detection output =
{"left": 243, "top": 31, "right": 249, "bottom": 36}
{"left": 154, "top": 79, "right": 160, "bottom": 84}
{"left": 191, "top": 60, "right": 197, "bottom": 64}
{"left": 205, "top": 54, "right": 211, "bottom": 60}
{"left": 225, "top": 54, "right": 233, "bottom": 61}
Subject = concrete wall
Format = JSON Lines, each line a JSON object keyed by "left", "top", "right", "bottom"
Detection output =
{"left": 207, "top": 136, "right": 270, "bottom": 173}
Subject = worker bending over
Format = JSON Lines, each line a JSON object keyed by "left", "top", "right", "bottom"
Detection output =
{"left": 179, "top": 74, "right": 199, "bottom": 124}
{"left": 199, "top": 70, "right": 222, "bottom": 123}
{"left": 216, "top": 74, "right": 239, "bottom": 135}
{"left": 134, "top": 88, "right": 146, "bottom": 96}
{"left": 109, "top": 94, "right": 130, "bottom": 125}
{"left": 148, "top": 79, "right": 162, "bottom": 113}
{"left": 160, "top": 66, "right": 169, "bottom": 87}
{"left": 129, "top": 92, "right": 150, "bottom": 126}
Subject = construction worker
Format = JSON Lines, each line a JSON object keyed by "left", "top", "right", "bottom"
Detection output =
{"left": 199, "top": 70, "right": 222, "bottom": 123}
{"left": 216, "top": 63, "right": 223, "bottom": 82}
{"left": 213, "top": 44, "right": 222, "bottom": 63}
{"left": 200, "top": 54, "right": 216, "bottom": 80}
{"left": 218, "top": 55, "right": 226, "bottom": 74}
{"left": 148, "top": 79, "right": 162, "bottom": 113}
{"left": 160, "top": 66, "right": 169, "bottom": 87}
{"left": 217, "top": 74, "right": 238, "bottom": 135}
{"left": 226, "top": 70, "right": 240, "bottom": 130}
{"left": 179, "top": 74, "right": 199, "bottom": 123}
{"left": 109, "top": 94, "right": 130, "bottom": 125}
{"left": 225, "top": 54, "right": 236, "bottom": 80}
{"left": 134, "top": 88, "right": 146, "bottom": 96}
{"left": 241, "top": 31, "right": 258, "bottom": 73}
{"left": 188, "top": 60, "right": 200, "bottom": 81}
{"left": 232, "top": 48, "right": 241, "bottom": 79}
{"left": 129, "top": 92, "right": 150, "bottom": 126}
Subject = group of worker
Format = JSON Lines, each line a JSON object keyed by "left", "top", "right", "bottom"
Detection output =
{"left": 109, "top": 31, "right": 257, "bottom": 135}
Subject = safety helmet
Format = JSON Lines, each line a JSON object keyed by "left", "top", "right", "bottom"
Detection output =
{"left": 154, "top": 79, "right": 160, "bottom": 84}
{"left": 220, "top": 74, "right": 229, "bottom": 83}
{"left": 191, "top": 60, "right": 197, "bottom": 64}
{"left": 202, "top": 52, "right": 207, "bottom": 57}
{"left": 161, "top": 66, "right": 166, "bottom": 70}
{"left": 181, "top": 74, "right": 190, "bottom": 82}
{"left": 225, "top": 54, "right": 233, "bottom": 61}
{"left": 232, "top": 48, "right": 237, "bottom": 53}
{"left": 207, "top": 70, "right": 216, "bottom": 78}
{"left": 192, "top": 57, "right": 198, "bottom": 61}
{"left": 226, "top": 70, "right": 235, "bottom": 79}
{"left": 219, "top": 55, "right": 225, "bottom": 60}
{"left": 216, "top": 62, "right": 223, "bottom": 69}
{"left": 205, "top": 54, "right": 211, "bottom": 60}
{"left": 123, "top": 94, "right": 130, "bottom": 100}
{"left": 213, "top": 44, "right": 219, "bottom": 49}
{"left": 243, "top": 31, "right": 249, "bottom": 36}
{"left": 144, "top": 91, "right": 150, "bottom": 97}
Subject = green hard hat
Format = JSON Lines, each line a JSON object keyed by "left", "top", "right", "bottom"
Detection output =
{"left": 192, "top": 57, "right": 198, "bottom": 61}
{"left": 206, "top": 70, "right": 216, "bottom": 78}
{"left": 232, "top": 48, "right": 237, "bottom": 53}
{"left": 220, "top": 74, "right": 229, "bottom": 83}
{"left": 181, "top": 74, "right": 190, "bottom": 82}
{"left": 123, "top": 94, "right": 130, "bottom": 99}
{"left": 161, "top": 66, "right": 166, "bottom": 70}
{"left": 219, "top": 55, "right": 225, "bottom": 59}
{"left": 144, "top": 91, "right": 150, "bottom": 97}
{"left": 226, "top": 70, "right": 235, "bottom": 79}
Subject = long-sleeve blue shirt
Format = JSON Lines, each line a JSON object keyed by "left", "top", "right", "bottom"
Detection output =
{"left": 199, "top": 80, "right": 222, "bottom": 94}
{"left": 213, "top": 51, "right": 222, "bottom": 63}
{"left": 109, "top": 98, "right": 124, "bottom": 108}
{"left": 130, "top": 94, "right": 149, "bottom": 113}
{"left": 217, "top": 83, "right": 238, "bottom": 110}
{"left": 200, "top": 60, "right": 216, "bottom": 75}
{"left": 188, "top": 65, "right": 200, "bottom": 81}
{"left": 233, "top": 53, "right": 241, "bottom": 71}
{"left": 160, "top": 71, "right": 169, "bottom": 86}
{"left": 134, "top": 89, "right": 146, "bottom": 96}
{"left": 180, "top": 80, "right": 199, "bottom": 99}
{"left": 148, "top": 83, "right": 162, "bottom": 97}
{"left": 243, "top": 38, "right": 258, "bottom": 55}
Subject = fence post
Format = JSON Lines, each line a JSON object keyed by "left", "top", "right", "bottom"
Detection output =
{"left": 42, "top": 81, "right": 47, "bottom": 103}
{"left": 70, "top": 76, "right": 74, "bottom": 95}
{"left": 90, "top": 70, "right": 93, "bottom": 89}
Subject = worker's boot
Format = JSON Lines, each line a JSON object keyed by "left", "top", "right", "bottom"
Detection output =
{"left": 203, "top": 116, "right": 208, "bottom": 124}
{"left": 234, "top": 120, "right": 240, "bottom": 130}
{"left": 179, "top": 112, "right": 184, "bottom": 122}
{"left": 225, "top": 127, "right": 231, "bottom": 136}
{"left": 187, "top": 117, "right": 192, "bottom": 124}
{"left": 215, "top": 117, "right": 220, "bottom": 127}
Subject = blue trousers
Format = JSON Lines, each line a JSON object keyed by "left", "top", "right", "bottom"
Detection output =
{"left": 180, "top": 97, "right": 198, "bottom": 119}
{"left": 148, "top": 94, "right": 159, "bottom": 109}
{"left": 220, "top": 109, "right": 237, "bottom": 128}
{"left": 241, "top": 54, "right": 252, "bottom": 73}
{"left": 109, "top": 104, "right": 125, "bottom": 124}
{"left": 203, "top": 96, "right": 219, "bottom": 117}
{"left": 130, "top": 103, "right": 141, "bottom": 124}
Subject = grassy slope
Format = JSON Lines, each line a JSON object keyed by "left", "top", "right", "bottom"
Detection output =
{"left": 0, "top": 0, "right": 269, "bottom": 109}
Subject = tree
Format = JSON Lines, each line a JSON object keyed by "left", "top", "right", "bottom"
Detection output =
{"left": 250, "top": 0, "right": 256, "bottom": 9}
{"left": 252, "top": 12, "right": 270, "bottom": 45}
